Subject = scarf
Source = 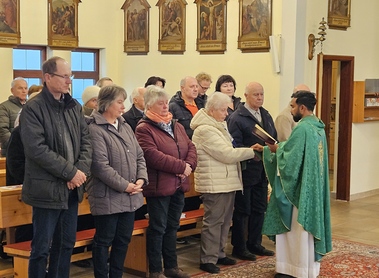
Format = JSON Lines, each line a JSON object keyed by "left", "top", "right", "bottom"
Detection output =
{"left": 146, "top": 110, "right": 173, "bottom": 124}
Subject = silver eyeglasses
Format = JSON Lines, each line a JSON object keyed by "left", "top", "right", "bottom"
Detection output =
{"left": 49, "top": 73, "right": 74, "bottom": 81}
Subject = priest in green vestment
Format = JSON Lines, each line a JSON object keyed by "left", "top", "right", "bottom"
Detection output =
{"left": 262, "top": 91, "right": 332, "bottom": 278}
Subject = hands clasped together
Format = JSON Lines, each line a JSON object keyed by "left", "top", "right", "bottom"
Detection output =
{"left": 177, "top": 163, "right": 192, "bottom": 182}
{"left": 126, "top": 179, "right": 145, "bottom": 195}
{"left": 67, "top": 170, "right": 87, "bottom": 190}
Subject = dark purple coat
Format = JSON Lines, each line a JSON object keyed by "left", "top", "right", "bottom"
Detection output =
{"left": 135, "top": 118, "right": 197, "bottom": 197}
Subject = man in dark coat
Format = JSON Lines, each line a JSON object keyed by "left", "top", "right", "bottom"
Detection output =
{"left": 122, "top": 87, "right": 146, "bottom": 132}
{"left": 0, "top": 77, "right": 28, "bottom": 156}
{"left": 20, "top": 56, "right": 92, "bottom": 278}
{"left": 169, "top": 76, "right": 204, "bottom": 139}
{"left": 227, "top": 81, "right": 276, "bottom": 261}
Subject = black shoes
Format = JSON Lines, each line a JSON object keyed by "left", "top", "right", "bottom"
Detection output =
{"left": 217, "top": 256, "right": 236, "bottom": 265}
{"left": 274, "top": 273, "right": 295, "bottom": 278}
{"left": 247, "top": 244, "right": 275, "bottom": 256}
{"left": 232, "top": 248, "right": 257, "bottom": 261}
{"left": 72, "top": 259, "right": 91, "bottom": 268}
{"left": 200, "top": 263, "right": 220, "bottom": 274}
{"left": 176, "top": 237, "right": 189, "bottom": 244}
{"left": 200, "top": 257, "right": 235, "bottom": 274}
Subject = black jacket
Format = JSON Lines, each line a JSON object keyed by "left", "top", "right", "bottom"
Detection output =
{"left": 20, "top": 86, "right": 92, "bottom": 209}
{"left": 226, "top": 95, "right": 242, "bottom": 120}
{"left": 169, "top": 91, "right": 205, "bottom": 139}
{"left": 227, "top": 103, "right": 277, "bottom": 186}
{"left": 122, "top": 104, "right": 143, "bottom": 132}
{"left": 6, "top": 126, "right": 24, "bottom": 185}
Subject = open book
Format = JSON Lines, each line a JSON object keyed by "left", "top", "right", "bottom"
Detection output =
{"left": 252, "top": 124, "right": 277, "bottom": 145}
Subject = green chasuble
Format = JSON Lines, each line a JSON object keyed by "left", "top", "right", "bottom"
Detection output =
{"left": 262, "top": 115, "right": 332, "bottom": 261}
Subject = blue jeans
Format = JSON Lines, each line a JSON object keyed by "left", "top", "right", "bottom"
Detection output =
{"left": 29, "top": 189, "right": 78, "bottom": 278}
{"left": 146, "top": 190, "right": 184, "bottom": 273}
{"left": 92, "top": 212, "right": 135, "bottom": 278}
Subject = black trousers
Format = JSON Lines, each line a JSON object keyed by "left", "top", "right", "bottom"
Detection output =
{"left": 231, "top": 184, "right": 267, "bottom": 251}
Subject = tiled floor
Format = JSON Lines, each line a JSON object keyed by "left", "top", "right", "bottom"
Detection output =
{"left": 1, "top": 194, "right": 378, "bottom": 277}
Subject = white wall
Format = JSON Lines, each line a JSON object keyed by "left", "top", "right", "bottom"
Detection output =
{"left": 0, "top": 0, "right": 378, "bottom": 197}
{"left": 303, "top": 1, "right": 379, "bottom": 196}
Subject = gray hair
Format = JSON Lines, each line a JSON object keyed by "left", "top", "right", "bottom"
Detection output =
{"left": 130, "top": 87, "right": 144, "bottom": 102}
{"left": 97, "top": 85, "right": 127, "bottom": 114}
{"left": 11, "top": 77, "right": 27, "bottom": 88}
{"left": 144, "top": 85, "right": 169, "bottom": 112}
{"left": 96, "top": 77, "right": 113, "bottom": 87}
{"left": 205, "top": 91, "right": 231, "bottom": 112}
{"left": 180, "top": 76, "right": 194, "bottom": 87}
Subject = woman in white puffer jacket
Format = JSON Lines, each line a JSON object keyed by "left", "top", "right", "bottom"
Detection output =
{"left": 190, "top": 91, "right": 262, "bottom": 274}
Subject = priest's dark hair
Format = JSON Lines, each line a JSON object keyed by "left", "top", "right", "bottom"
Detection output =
{"left": 291, "top": 90, "right": 316, "bottom": 111}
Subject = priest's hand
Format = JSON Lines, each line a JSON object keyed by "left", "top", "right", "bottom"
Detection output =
{"left": 266, "top": 143, "right": 278, "bottom": 153}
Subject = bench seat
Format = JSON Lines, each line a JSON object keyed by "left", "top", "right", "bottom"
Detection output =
{"left": 4, "top": 209, "right": 203, "bottom": 277}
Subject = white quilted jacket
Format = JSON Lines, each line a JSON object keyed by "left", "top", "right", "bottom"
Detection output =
{"left": 190, "top": 108, "right": 256, "bottom": 193}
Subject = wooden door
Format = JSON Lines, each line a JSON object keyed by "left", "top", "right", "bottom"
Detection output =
{"left": 317, "top": 55, "right": 354, "bottom": 201}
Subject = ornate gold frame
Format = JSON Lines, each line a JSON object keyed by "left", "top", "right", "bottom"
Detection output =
{"left": 0, "top": 0, "right": 21, "bottom": 46}
{"left": 327, "top": 0, "right": 351, "bottom": 30}
{"left": 48, "top": 0, "right": 79, "bottom": 49}
{"left": 238, "top": 0, "right": 272, "bottom": 53}
{"left": 195, "top": 0, "right": 227, "bottom": 54}
{"left": 122, "top": 0, "right": 151, "bottom": 55}
{"left": 156, "top": 0, "right": 187, "bottom": 54}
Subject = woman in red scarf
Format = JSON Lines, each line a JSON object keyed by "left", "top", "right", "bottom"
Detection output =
{"left": 135, "top": 85, "right": 197, "bottom": 278}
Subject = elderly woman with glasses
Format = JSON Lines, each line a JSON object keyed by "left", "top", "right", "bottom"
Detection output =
{"left": 135, "top": 85, "right": 197, "bottom": 278}
{"left": 190, "top": 92, "right": 262, "bottom": 274}
{"left": 86, "top": 85, "right": 148, "bottom": 278}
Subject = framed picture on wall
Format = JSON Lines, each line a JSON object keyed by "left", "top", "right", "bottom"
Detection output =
{"left": 48, "top": 0, "right": 79, "bottom": 49}
{"left": 195, "top": 0, "right": 227, "bottom": 54}
{"left": 0, "top": 0, "right": 21, "bottom": 46}
{"left": 122, "top": 0, "right": 150, "bottom": 55}
{"left": 327, "top": 0, "right": 351, "bottom": 30}
{"left": 238, "top": 0, "right": 272, "bottom": 53}
{"left": 157, "top": 0, "right": 187, "bottom": 54}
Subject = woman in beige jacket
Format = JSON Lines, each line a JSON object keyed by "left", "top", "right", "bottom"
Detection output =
{"left": 190, "top": 92, "right": 262, "bottom": 274}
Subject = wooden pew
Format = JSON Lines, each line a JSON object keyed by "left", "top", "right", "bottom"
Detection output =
{"left": 0, "top": 174, "right": 203, "bottom": 277}
{"left": 0, "top": 157, "right": 6, "bottom": 186}
{"left": 0, "top": 185, "right": 90, "bottom": 244}
{"left": 0, "top": 185, "right": 91, "bottom": 277}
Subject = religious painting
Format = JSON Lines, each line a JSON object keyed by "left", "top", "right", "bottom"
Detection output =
{"left": 238, "top": 0, "right": 272, "bottom": 53}
{"left": 195, "top": 0, "right": 227, "bottom": 54}
{"left": 327, "top": 0, "right": 351, "bottom": 30}
{"left": 48, "top": 0, "right": 79, "bottom": 49}
{"left": 122, "top": 0, "right": 150, "bottom": 55}
{"left": 157, "top": 0, "right": 187, "bottom": 54}
{"left": 0, "top": 0, "right": 20, "bottom": 46}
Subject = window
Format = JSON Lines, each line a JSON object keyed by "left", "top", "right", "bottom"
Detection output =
{"left": 12, "top": 47, "right": 99, "bottom": 104}
{"left": 71, "top": 49, "right": 99, "bottom": 104}
{"left": 13, "top": 46, "right": 46, "bottom": 88}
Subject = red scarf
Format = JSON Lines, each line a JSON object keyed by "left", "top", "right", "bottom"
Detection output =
{"left": 146, "top": 110, "right": 173, "bottom": 124}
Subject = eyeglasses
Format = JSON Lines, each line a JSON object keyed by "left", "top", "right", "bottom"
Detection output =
{"left": 199, "top": 84, "right": 210, "bottom": 91}
{"left": 49, "top": 73, "right": 74, "bottom": 81}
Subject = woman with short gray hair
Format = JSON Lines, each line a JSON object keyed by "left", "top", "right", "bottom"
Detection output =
{"left": 135, "top": 85, "right": 197, "bottom": 278}
{"left": 86, "top": 85, "right": 148, "bottom": 278}
{"left": 190, "top": 92, "right": 262, "bottom": 274}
